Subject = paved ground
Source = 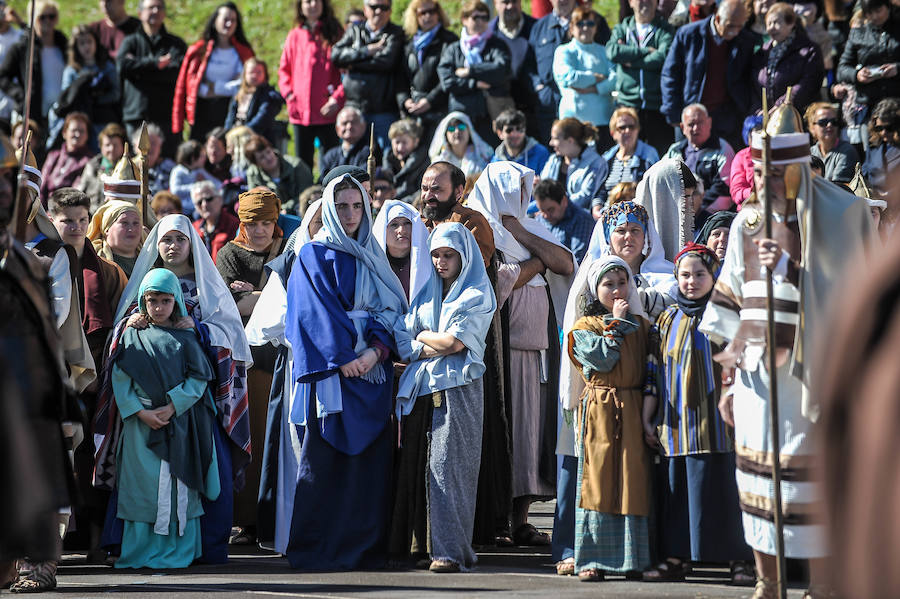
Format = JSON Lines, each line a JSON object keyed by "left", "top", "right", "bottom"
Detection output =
{"left": 50, "top": 502, "right": 810, "bottom": 598}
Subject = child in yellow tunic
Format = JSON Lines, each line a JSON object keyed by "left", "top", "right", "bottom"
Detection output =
{"left": 567, "top": 255, "right": 658, "bottom": 581}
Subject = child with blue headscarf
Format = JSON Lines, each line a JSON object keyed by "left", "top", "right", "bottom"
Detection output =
{"left": 390, "top": 222, "right": 497, "bottom": 572}
{"left": 111, "top": 269, "right": 220, "bottom": 569}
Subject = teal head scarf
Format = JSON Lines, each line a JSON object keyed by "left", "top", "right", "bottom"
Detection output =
{"left": 138, "top": 268, "right": 187, "bottom": 320}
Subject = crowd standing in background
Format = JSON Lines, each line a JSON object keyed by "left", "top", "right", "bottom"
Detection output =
{"left": 0, "top": 0, "right": 898, "bottom": 597}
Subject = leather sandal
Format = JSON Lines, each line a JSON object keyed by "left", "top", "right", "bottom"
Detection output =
{"left": 730, "top": 561, "right": 757, "bottom": 586}
{"left": 556, "top": 558, "right": 575, "bottom": 576}
{"left": 577, "top": 568, "right": 604, "bottom": 582}
{"left": 642, "top": 558, "right": 687, "bottom": 582}
{"left": 429, "top": 559, "right": 460, "bottom": 573}
{"left": 752, "top": 577, "right": 779, "bottom": 599}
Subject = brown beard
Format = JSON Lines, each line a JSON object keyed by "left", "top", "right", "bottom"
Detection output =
{"left": 421, "top": 197, "right": 456, "bottom": 222}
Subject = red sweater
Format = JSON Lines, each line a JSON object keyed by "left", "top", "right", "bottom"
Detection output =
{"left": 194, "top": 210, "right": 240, "bottom": 263}
{"left": 172, "top": 38, "right": 255, "bottom": 133}
{"left": 278, "top": 25, "right": 345, "bottom": 126}
{"left": 700, "top": 27, "right": 728, "bottom": 113}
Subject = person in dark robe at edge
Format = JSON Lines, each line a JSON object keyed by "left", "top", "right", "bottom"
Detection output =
{"left": 284, "top": 174, "right": 407, "bottom": 569}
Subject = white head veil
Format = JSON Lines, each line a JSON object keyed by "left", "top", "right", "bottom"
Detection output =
{"left": 466, "top": 161, "right": 577, "bottom": 326}
{"left": 116, "top": 213, "right": 252, "bottom": 364}
{"left": 428, "top": 111, "right": 494, "bottom": 166}
{"left": 372, "top": 199, "right": 432, "bottom": 302}
{"left": 635, "top": 156, "right": 690, "bottom": 262}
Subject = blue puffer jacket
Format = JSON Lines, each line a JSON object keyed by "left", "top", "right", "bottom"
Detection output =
{"left": 660, "top": 16, "right": 758, "bottom": 133}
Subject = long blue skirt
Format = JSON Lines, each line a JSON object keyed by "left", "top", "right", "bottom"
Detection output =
{"left": 285, "top": 407, "right": 391, "bottom": 570}
{"left": 655, "top": 452, "right": 752, "bottom": 562}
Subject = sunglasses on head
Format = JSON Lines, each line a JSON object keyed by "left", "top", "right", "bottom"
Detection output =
{"left": 576, "top": 19, "right": 596, "bottom": 28}
{"left": 417, "top": 6, "right": 438, "bottom": 15}
{"left": 447, "top": 122, "right": 468, "bottom": 132}
{"left": 470, "top": 13, "right": 490, "bottom": 21}
{"left": 367, "top": 3, "right": 391, "bottom": 11}
{"left": 815, "top": 117, "right": 839, "bottom": 128}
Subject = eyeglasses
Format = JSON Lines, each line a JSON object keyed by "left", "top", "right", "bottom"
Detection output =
{"left": 576, "top": 19, "right": 596, "bottom": 28}
{"left": 503, "top": 125, "right": 525, "bottom": 134}
{"left": 373, "top": 185, "right": 393, "bottom": 193}
{"left": 417, "top": 7, "right": 438, "bottom": 16}
{"left": 616, "top": 122, "right": 637, "bottom": 132}
{"left": 195, "top": 196, "right": 218, "bottom": 204}
{"left": 38, "top": 13, "right": 57, "bottom": 21}
{"left": 470, "top": 13, "right": 490, "bottom": 21}
{"left": 367, "top": 3, "right": 391, "bottom": 12}
{"left": 873, "top": 124, "right": 896, "bottom": 133}
{"left": 815, "top": 117, "right": 839, "bottom": 128}
{"left": 446, "top": 122, "right": 468, "bottom": 132}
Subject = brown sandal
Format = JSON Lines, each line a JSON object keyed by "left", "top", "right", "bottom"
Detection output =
{"left": 556, "top": 558, "right": 575, "bottom": 576}
{"left": 642, "top": 558, "right": 687, "bottom": 582}
{"left": 752, "top": 577, "right": 779, "bottom": 599}
{"left": 429, "top": 559, "right": 460, "bottom": 573}
{"left": 578, "top": 568, "right": 604, "bottom": 582}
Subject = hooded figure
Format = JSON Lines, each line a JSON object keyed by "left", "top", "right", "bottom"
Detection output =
{"left": 428, "top": 111, "right": 494, "bottom": 177}
{"left": 372, "top": 199, "right": 432, "bottom": 303}
{"left": 244, "top": 197, "right": 322, "bottom": 553}
{"left": 390, "top": 222, "right": 497, "bottom": 571}
{"left": 635, "top": 156, "right": 696, "bottom": 262}
{"left": 111, "top": 268, "right": 220, "bottom": 569}
{"left": 283, "top": 174, "right": 405, "bottom": 570}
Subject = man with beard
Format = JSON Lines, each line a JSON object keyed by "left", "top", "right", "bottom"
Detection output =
{"left": 420, "top": 162, "right": 494, "bottom": 265}
{"left": 0, "top": 132, "right": 75, "bottom": 593}
{"left": 419, "top": 161, "right": 512, "bottom": 546}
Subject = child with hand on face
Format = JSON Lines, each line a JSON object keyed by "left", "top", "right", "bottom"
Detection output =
{"left": 111, "top": 269, "right": 220, "bottom": 569}
{"left": 566, "top": 254, "right": 656, "bottom": 582}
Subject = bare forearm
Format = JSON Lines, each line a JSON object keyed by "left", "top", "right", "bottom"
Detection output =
{"left": 514, "top": 257, "right": 545, "bottom": 289}
{"left": 417, "top": 331, "right": 464, "bottom": 353}
{"left": 513, "top": 229, "right": 573, "bottom": 275}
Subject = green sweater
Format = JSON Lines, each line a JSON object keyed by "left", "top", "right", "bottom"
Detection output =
{"left": 606, "top": 15, "right": 675, "bottom": 111}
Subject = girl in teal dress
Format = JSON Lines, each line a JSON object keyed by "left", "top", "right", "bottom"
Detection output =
{"left": 112, "top": 269, "right": 220, "bottom": 569}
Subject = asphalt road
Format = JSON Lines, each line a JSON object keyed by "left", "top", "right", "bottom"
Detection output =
{"left": 51, "top": 502, "right": 810, "bottom": 598}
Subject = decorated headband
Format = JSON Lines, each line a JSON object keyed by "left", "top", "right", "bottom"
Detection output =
{"left": 674, "top": 242, "right": 719, "bottom": 273}
{"left": 602, "top": 201, "right": 649, "bottom": 242}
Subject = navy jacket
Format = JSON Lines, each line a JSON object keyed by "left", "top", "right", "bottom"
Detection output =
{"left": 437, "top": 38, "right": 511, "bottom": 120}
{"left": 660, "top": 16, "right": 757, "bottom": 134}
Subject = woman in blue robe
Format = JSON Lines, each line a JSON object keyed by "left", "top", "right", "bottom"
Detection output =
{"left": 285, "top": 176, "right": 407, "bottom": 570}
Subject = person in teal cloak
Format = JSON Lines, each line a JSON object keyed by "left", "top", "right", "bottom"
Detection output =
{"left": 112, "top": 268, "right": 221, "bottom": 569}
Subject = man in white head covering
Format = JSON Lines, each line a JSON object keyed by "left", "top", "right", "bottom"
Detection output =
{"left": 698, "top": 100, "right": 872, "bottom": 598}
{"left": 467, "top": 160, "right": 576, "bottom": 544}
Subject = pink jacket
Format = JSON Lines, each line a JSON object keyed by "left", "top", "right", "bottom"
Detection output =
{"left": 729, "top": 146, "right": 754, "bottom": 210}
{"left": 278, "top": 25, "right": 344, "bottom": 126}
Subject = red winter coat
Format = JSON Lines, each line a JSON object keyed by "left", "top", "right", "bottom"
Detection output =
{"left": 728, "top": 146, "right": 754, "bottom": 210}
{"left": 172, "top": 38, "right": 255, "bottom": 134}
{"left": 278, "top": 25, "right": 344, "bottom": 126}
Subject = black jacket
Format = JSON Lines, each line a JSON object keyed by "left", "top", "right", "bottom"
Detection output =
{"left": 332, "top": 22, "right": 405, "bottom": 114}
{"left": 318, "top": 136, "right": 381, "bottom": 182}
{"left": 225, "top": 83, "right": 285, "bottom": 146}
{"left": 838, "top": 16, "right": 900, "bottom": 106}
{"left": 383, "top": 142, "right": 429, "bottom": 202}
{"left": 0, "top": 29, "right": 67, "bottom": 124}
{"left": 437, "top": 38, "right": 511, "bottom": 120}
{"left": 396, "top": 27, "right": 458, "bottom": 123}
{"left": 116, "top": 25, "right": 187, "bottom": 124}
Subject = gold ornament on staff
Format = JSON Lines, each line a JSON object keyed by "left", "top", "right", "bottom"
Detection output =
{"left": 137, "top": 122, "right": 150, "bottom": 226}
{"left": 760, "top": 87, "right": 788, "bottom": 599}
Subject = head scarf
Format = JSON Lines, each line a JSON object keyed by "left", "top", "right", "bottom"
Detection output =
{"left": 313, "top": 174, "right": 409, "bottom": 372}
{"left": 635, "top": 156, "right": 691, "bottom": 262}
{"left": 428, "top": 111, "right": 494, "bottom": 167}
{"left": 138, "top": 267, "right": 187, "bottom": 320}
{"left": 234, "top": 187, "right": 284, "bottom": 251}
{"left": 673, "top": 242, "right": 719, "bottom": 317}
{"left": 86, "top": 200, "right": 144, "bottom": 260}
{"left": 560, "top": 254, "right": 645, "bottom": 412}
{"left": 602, "top": 200, "right": 649, "bottom": 243}
{"left": 285, "top": 198, "right": 323, "bottom": 255}
{"left": 372, "top": 199, "right": 432, "bottom": 302}
{"left": 695, "top": 210, "right": 735, "bottom": 244}
{"left": 116, "top": 213, "right": 252, "bottom": 363}
{"left": 466, "top": 161, "right": 576, "bottom": 326}
{"left": 394, "top": 222, "right": 497, "bottom": 415}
